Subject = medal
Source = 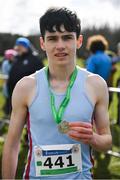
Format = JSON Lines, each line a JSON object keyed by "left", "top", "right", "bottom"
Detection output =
{"left": 45, "top": 66, "right": 78, "bottom": 133}
{"left": 58, "top": 121, "right": 70, "bottom": 134}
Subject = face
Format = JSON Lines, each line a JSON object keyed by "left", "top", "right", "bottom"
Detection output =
{"left": 14, "top": 45, "right": 28, "bottom": 56}
{"left": 40, "top": 25, "right": 83, "bottom": 67}
{"left": 9, "top": 55, "right": 15, "bottom": 61}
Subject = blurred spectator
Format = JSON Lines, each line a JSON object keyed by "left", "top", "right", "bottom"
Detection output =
{"left": 105, "top": 50, "right": 116, "bottom": 106}
{"left": 1, "top": 49, "right": 16, "bottom": 115}
{"left": 112, "top": 42, "right": 120, "bottom": 64}
{"left": 7, "top": 37, "right": 44, "bottom": 113}
{"left": 86, "top": 35, "right": 112, "bottom": 85}
{"left": 111, "top": 42, "right": 120, "bottom": 125}
{"left": 2, "top": 49, "right": 16, "bottom": 76}
{"left": 105, "top": 50, "right": 116, "bottom": 84}
{"left": 109, "top": 43, "right": 120, "bottom": 88}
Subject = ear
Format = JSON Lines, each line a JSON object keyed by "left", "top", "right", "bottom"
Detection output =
{"left": 40, "top": 37, "right": 46, "bottom": 51}
{"left": 76, "top": 35, "right": 83, "bottom": 49}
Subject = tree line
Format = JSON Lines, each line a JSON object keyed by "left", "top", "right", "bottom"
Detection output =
{"left": 0, "top": 25, "right": 120, "bottom": 59}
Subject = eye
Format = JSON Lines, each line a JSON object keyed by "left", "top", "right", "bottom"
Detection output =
{"left": 47, "top": 37, "right": 57, "bottom": 41}
{"left": 63, "top": 35, "right": 74, "bottom": 41}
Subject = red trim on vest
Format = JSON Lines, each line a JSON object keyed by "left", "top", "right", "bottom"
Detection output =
{"left": 24, "top": 113, "right": 32, "bottom": 180}
{"left": 90, "top": 113, "right": 95, "bottom": 178}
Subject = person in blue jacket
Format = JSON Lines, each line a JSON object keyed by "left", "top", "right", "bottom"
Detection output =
{"left": 86, "top": 35, "right": 112, "bottom": 85}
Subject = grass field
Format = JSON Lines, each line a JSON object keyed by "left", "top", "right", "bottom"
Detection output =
{"left": 0, "top": 59, "right": 120, "bottom": 179}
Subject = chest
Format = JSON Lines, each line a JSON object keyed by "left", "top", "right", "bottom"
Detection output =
{"left": 29, "top": 85, "right": 94, "bottom": 125}
{"left": 50, "top": 79, "right": 69, "bottom": 93}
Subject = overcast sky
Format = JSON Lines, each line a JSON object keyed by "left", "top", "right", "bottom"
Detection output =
{"left": 0, "top": 0, "right": 120, "bottom": 35}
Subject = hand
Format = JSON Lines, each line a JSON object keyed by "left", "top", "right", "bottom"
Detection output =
{"left": 68, "top": 121, "right": 93, "bottom": 144}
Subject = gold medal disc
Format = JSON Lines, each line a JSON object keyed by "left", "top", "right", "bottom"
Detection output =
{"left": 58, "top": 121, "right": 70, "bottom": 134}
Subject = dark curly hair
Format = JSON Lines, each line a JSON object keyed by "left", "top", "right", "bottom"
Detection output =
{"left": 39, "top": 7, "right": 81, "bottom": 39}
{"left": 86, "top": 35, "right": 109, "bottom": 53}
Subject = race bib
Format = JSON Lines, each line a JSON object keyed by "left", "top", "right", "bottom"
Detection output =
{"left": 34, "top": 144, "right": 82, "bottom": 176}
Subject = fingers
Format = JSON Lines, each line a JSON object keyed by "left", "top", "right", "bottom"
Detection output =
{"left": 67, "top": 121, "right": 93, "bottom": 144}
{"left": 69, "top": 127, "right": 93, "bottom": 135}
{"left": 64, "top": 121, "right": 94, "bottom": 144}
{"left": 69, "top": 121, "right": 93, "bottom": 135}
{"left": 68, "top": 130, "right": 93, "bottom": 139}
{"left": 69, "top": 122, "right": 92, "bottom": 128}
{"left": 69, "top": 135, "right": 90, "bottom": 144}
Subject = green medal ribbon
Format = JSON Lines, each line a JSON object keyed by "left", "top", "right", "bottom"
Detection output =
{"left": 45, "top": 66, "right": 78, "bottom": 124}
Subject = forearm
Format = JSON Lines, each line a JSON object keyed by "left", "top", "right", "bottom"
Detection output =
{"left": 90, "top": 132, "right": 112, "bottom": 152}
{"left": 2, "top": 143, "right": 20, "bottom": 179}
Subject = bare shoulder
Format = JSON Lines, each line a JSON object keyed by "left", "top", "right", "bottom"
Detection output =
{"left": 14, "top": 73, "right": 36, "bottom": 94}
{"left": 79, "top": 67, "right": 108, "bottom": 92}
{"left": 87, "top": 73, "right": 107, "bottom": 88}
{"left": 12, "top": 73, "right": 36, "bottom": 106}
{"left": 87, "top": 72, "right": 108, "bottom": 102}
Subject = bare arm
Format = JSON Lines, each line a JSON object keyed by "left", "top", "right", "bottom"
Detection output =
{"left": 2, "top": 78, "right": 28, "bottom": 179}
{"left": 89, "top": 76, "right": 112, "bottom": 151}
{"left": 68, "top": 75, "right": 112, "bottom": 152}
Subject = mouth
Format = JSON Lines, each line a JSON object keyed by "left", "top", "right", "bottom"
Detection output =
{"left": 54, "top": 53, "right": 68, "bottom": 57}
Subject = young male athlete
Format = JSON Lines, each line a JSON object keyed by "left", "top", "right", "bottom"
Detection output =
{"left": 2, "top": 7, "right": 112, "bottom": 179}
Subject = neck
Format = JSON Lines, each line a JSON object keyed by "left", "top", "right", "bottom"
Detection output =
{"left": 48, "top": 64, "right": 76, "bottom": 81}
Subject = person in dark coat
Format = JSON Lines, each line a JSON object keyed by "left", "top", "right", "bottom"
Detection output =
{"left": 7, "top": 37, "right": 44, "bottom": 113}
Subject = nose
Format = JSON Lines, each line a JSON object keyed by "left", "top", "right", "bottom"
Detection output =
{"left": 56, "top": 39, "right": 65, "bottom": 51}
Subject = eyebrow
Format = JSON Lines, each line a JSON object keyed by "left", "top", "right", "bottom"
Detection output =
{"left": 46, "top": 34, "right": 74, "bottom": 39}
